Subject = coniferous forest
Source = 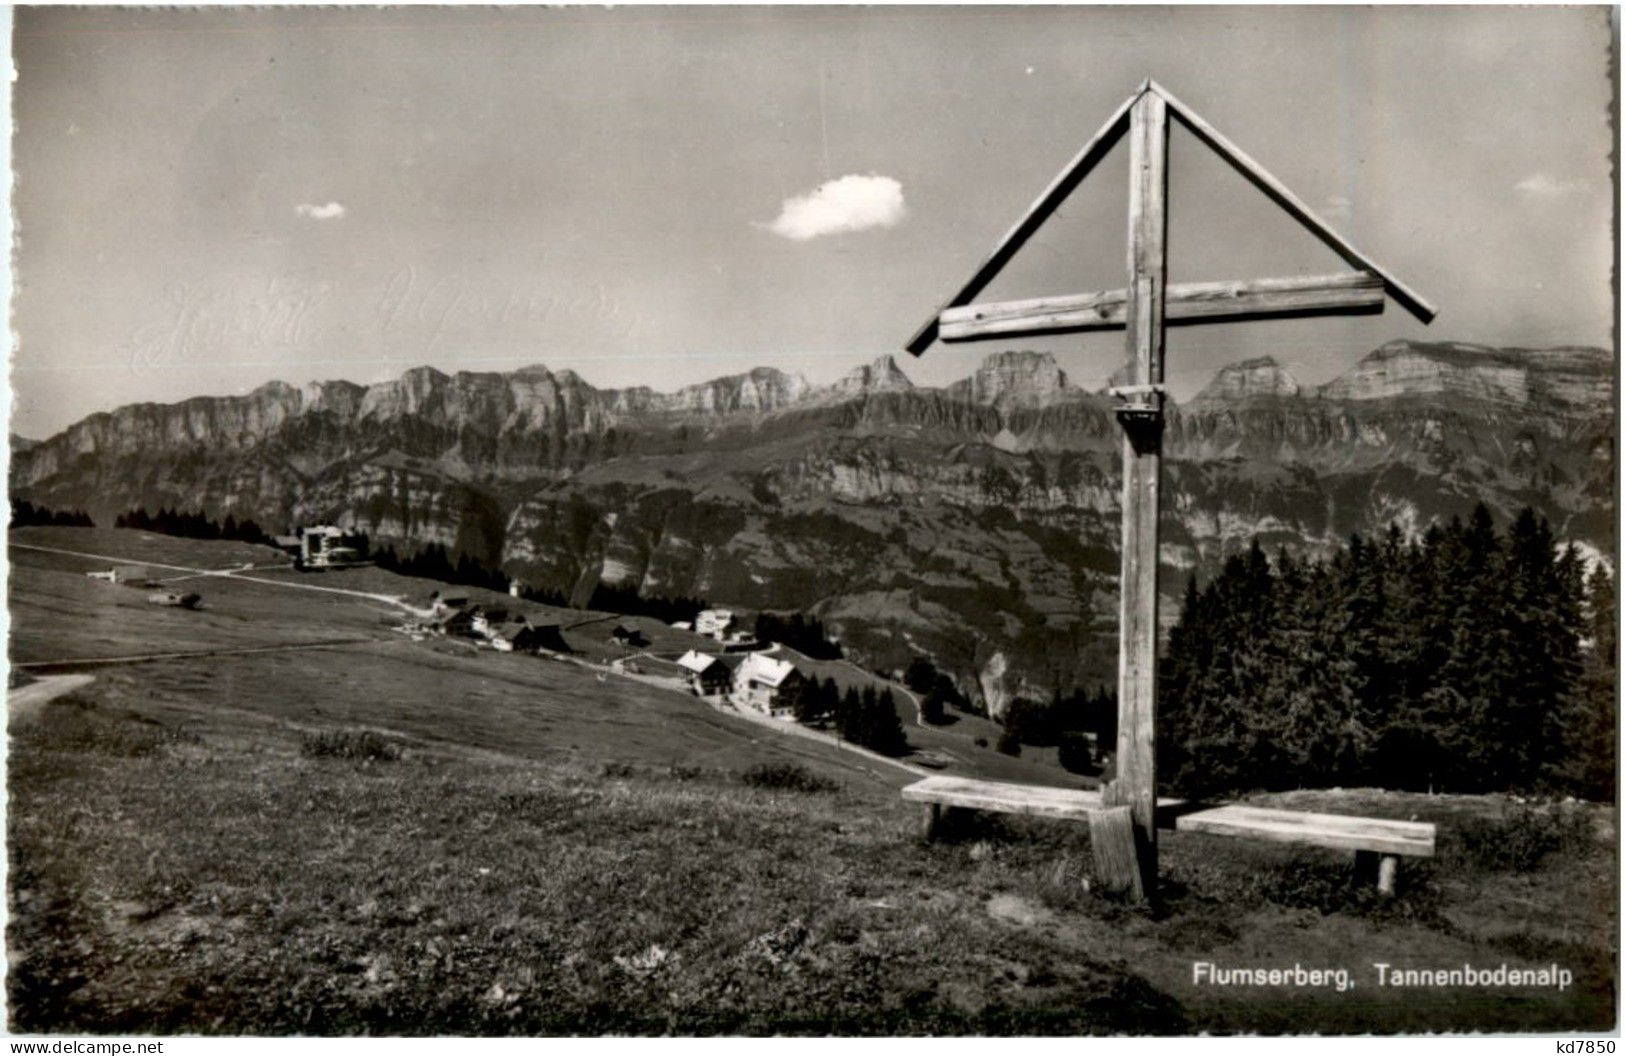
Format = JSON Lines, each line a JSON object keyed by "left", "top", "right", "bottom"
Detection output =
{"left": 1159, "top": 504, "right": 1616, "bottom": 802}
{"left": 11, "top": 499, "right": 94, "bottom": 528}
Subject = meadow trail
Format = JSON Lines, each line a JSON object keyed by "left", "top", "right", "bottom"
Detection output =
{"left": 8, "top": 673, "right": 96, "bottom": 723}
{"left": 10, "top": 541, "right": 414, "bottom": 608}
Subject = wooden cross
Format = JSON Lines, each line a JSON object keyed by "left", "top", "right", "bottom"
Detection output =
{"left": 903, "top": 80, "right": 1434, "bottom": 899}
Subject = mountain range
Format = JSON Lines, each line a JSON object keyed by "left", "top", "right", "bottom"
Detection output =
{"left": 11, "top": 340, "right": 1615, "bottom": 715}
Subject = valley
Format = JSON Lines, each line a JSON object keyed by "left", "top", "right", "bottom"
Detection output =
{"left": 6, "top": 526, "right": 1615, "bottom": 1033}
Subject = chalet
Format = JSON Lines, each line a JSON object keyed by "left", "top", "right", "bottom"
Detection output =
{"left": 732, "top": 653, "right": 806, "bottom": 718}
{"left": 471, "top": 607, "right": 511, "bottom": 637}
{"left": 511, "top": 623, "right": 570, "bottom": 654}
{"left": 610, "top": 625, "right": 647, "bottom": 648}
{"left": 484, "top": 613, "right": 529, "bottom": 650}
{"left": 436, "top": 605, "right": 481, "bottom": 637}
{"left": 677, "top": 649, "right": 731, "bottom": 696}
{"left": 695, "top": 609, "right": 735, "bottom": 639}
{"left": 430, "top": 592, "right": 470, "bottom": 615}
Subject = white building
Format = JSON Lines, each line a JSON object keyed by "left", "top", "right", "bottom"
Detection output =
{"left": 677, "top": 649, "right": 732, "bottom": 695}
{"left": 695, "top": 609, "right": 735, "bottom": 639}
{"left": 299, "top": 525, "right": 358, "bottom": 568}
{"left": 732, "top": 653, "right": 805, "bottom": 718}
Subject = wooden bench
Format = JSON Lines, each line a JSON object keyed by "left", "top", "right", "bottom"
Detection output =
{"left": 901, "top": 776, "right": 1436, "bottom": 894}
{"left": 900, "top": 776, "right": 1192, "bottom": 836}
{"left": 1175, "top": 804, "right": 1435, "bottom": 894}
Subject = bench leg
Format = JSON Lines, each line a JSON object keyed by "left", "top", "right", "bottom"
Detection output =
{"left": 921, "top": 803, "right": 943, "bottom": 841}
{"left": 1353, "top": 851, "right": 1399, "bottom": 894}
{"left": 1353, "top": 849, "right": 1379, "bottom": 887}
{"left": 1376, "top": 854, "right": 1399, "bottom": 896}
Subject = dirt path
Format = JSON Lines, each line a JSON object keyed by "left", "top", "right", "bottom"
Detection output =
{"left": 10, "top": 542, "right": 413, "bottom": 609}
{"left": 9, "top": 673, "right": 96, "bottom": 723}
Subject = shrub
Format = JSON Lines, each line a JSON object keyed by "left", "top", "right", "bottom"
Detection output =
{"left": 1456, "top": 803, "right": 1594, "bottom": 872}
{"left": 996, "top": 728, "right": 1021, "bottom": 757}
{"left": 300, "top": 729, "right": 402, "bottom": 763}
{"left": 739, "top": 762, "right": 837, "bottom": 794}
{"left": 1004, "top": 697, "right": 1060, "bottom": 747}
{"left": 1057, "top": 731, "right": 1097, "bottom": 775}
{"left": 667, "top": 764, "right": 722, "bottom": 782}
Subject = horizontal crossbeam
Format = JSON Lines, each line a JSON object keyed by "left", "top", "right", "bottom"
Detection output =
{"left": 938, "top": 270, "right": 1384, "bottom": 341}
{"left": 901, "top": 87, "right": 1139, "bottom": 356}
{"left": 1149, "top": 80, "right": 1437, "bottom": 324}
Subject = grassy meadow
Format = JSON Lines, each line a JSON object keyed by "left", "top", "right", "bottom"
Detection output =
{"left": 5, "top": 527, "right": 1617, "bottom": 1034}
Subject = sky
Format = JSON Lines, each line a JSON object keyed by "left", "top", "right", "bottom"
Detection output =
{"left": 9, "top": 5, "right": 1617, "bottom": 438}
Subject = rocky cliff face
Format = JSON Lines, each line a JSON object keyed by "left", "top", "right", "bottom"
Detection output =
{"left": 820, "top": 355, "right": 915, "bottom": 400}
{"left": 945, "top": 350, "right": 1080, "bottom": 410}
{"left": 1316, "top": 340, "right": 1606, "bottom": 411}
{"left": 13, "top": 341, "right": 1615, "bottom": 711}
{"left": 1191, "top": 355, "right": 1302, "bottom": 403}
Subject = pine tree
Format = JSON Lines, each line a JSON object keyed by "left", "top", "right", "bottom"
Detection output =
{"left": 1552, "top": 565, "right": 1618, "bottom": 800}
{"left": 869, "top": 689, "right": 909, "bottom": 756}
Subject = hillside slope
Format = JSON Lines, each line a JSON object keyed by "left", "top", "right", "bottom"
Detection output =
{"left": 7, "top": 531, "right": 1615, "bottom": 1033}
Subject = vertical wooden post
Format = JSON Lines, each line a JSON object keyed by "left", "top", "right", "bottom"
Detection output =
{"left": 1086, "top": 804, "right": 1145, "bottom": 901}
{"left": 1101, "top": 86, "right": 1168, "bottom": 901}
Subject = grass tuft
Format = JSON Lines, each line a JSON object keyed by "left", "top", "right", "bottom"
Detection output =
{"left": 738, "top": 762, "right": 838, "bottom": 794}
{"left": 32, "top": 705, "right": 200, "bottom": 758}
{"left": 299, "top": 729, "right": 403, "bottom": 763}
{"left": 1455, "top": 802, "right": 1595, "bottom": 873}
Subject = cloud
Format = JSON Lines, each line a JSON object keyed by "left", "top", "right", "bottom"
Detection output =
{"left": 763, "top": 174, "right": 905, "bottom": 240}
{"left": 295, "top": 201, "right": 347, "bottom": 221}
{"left": 1515, "top": 174, "right": 1585, "bottom": 198}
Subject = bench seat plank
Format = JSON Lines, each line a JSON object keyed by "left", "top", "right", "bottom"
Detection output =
{"left": 902, "top": 776, "right": 1189, "bottom": 823}
{"left": 1175, "top": 804, "right": 1435, "bottom": 858}
{"left": 902, "top": 776, "right": 1105, "bottom": 820}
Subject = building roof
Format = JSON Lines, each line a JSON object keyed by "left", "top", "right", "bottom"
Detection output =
{"left": 736, "top": 652, "right": 799, "bottom": 688}
{"left": 677, "top": 649, "right": 722, "bottom": 674}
